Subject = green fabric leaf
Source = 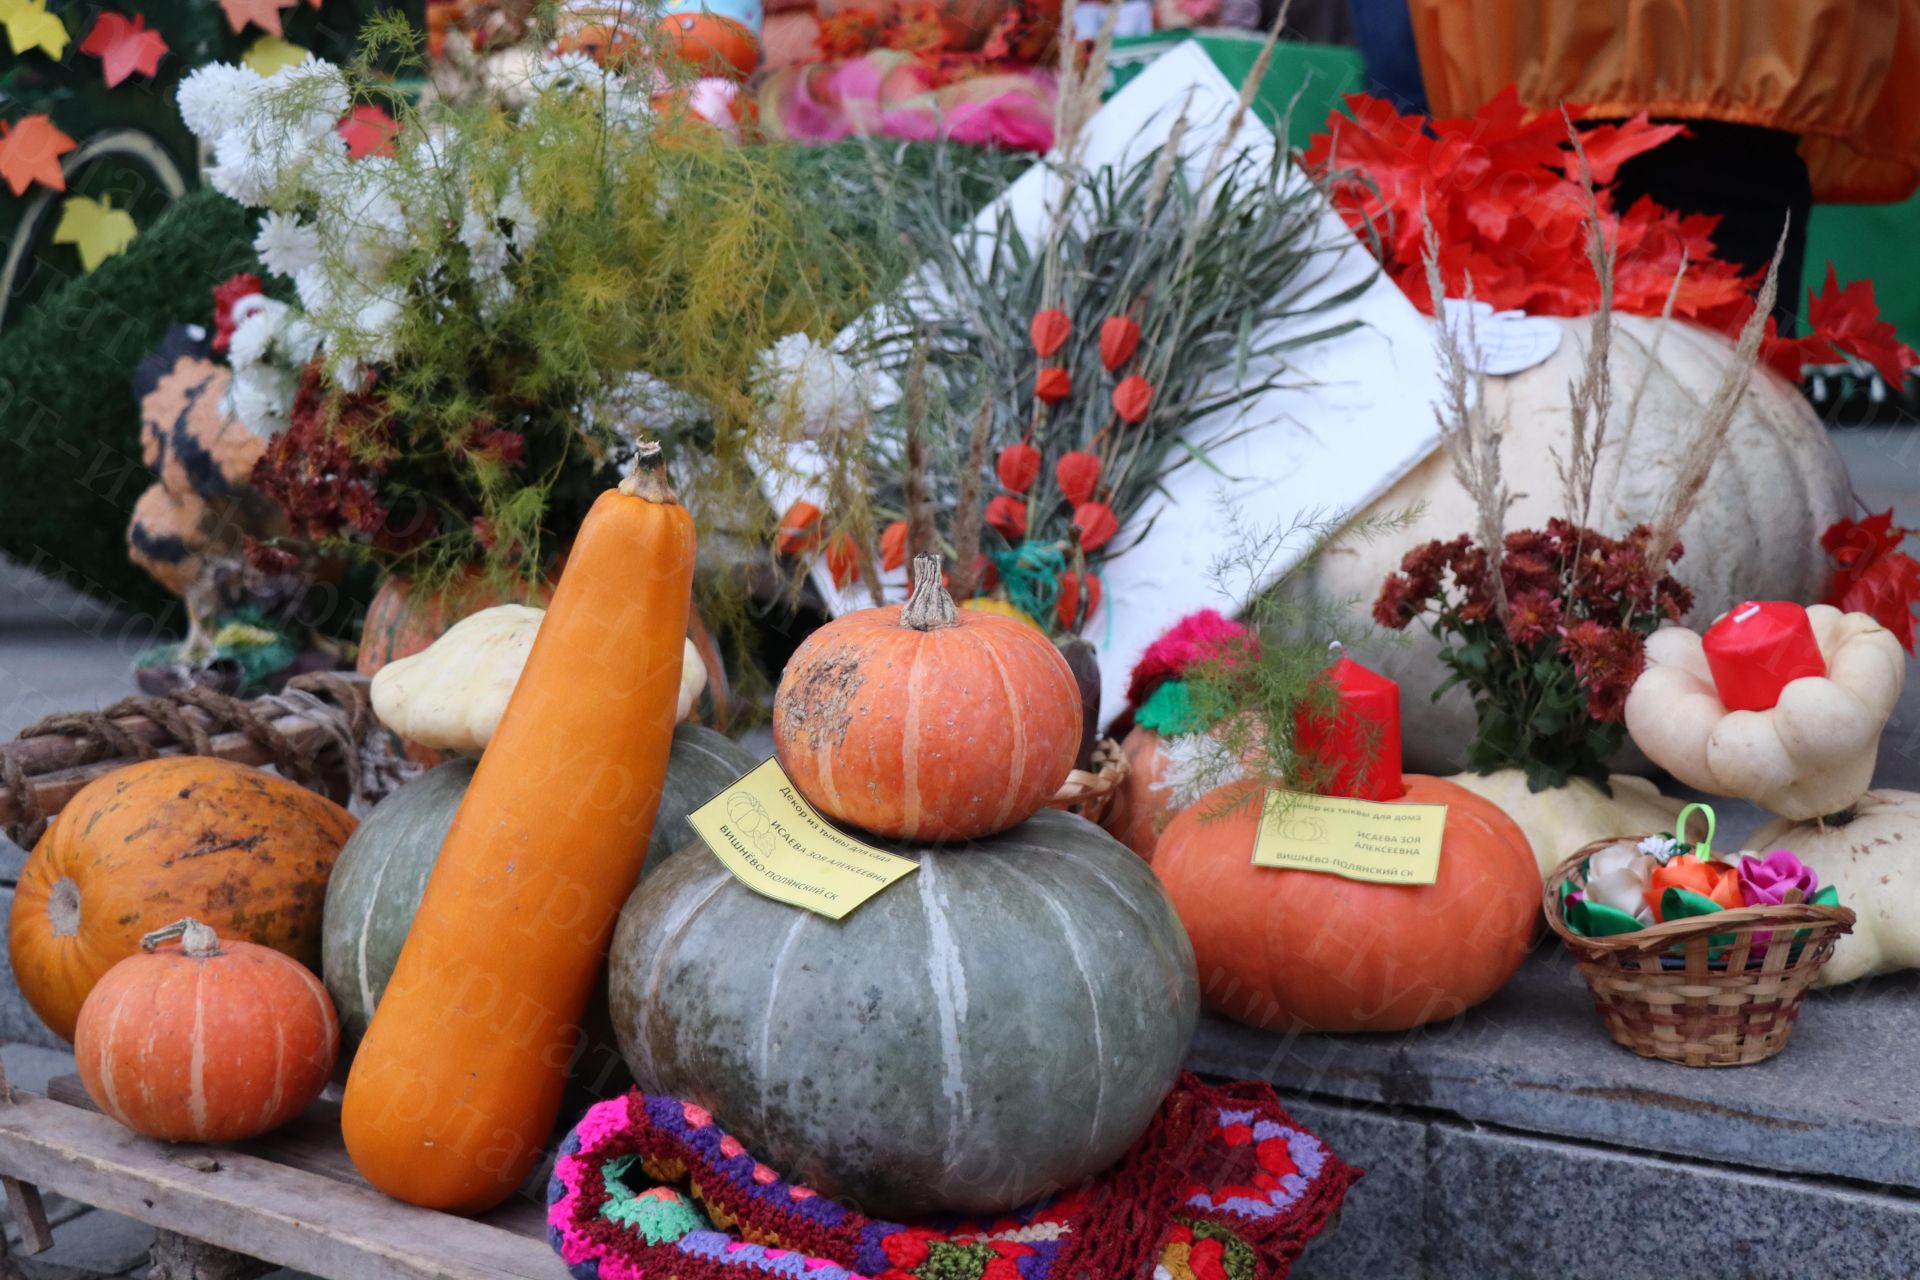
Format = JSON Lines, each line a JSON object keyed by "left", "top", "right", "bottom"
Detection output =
{"left": 1567, "top": 897, "right": 1645, "bottom": 938}
{"left": 1812, "top": 885, "right": 1841, "bottom": 908}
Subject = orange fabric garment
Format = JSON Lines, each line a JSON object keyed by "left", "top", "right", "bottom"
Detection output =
{"left": 1408, "top": 0, "right": 1920, "bottom": 203}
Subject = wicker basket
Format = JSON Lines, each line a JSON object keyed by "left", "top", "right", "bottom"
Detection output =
{"left": 1544, "top": 837, "right": 1856, "bottom": 1068}
{"left": 1049, "top": 738, "right": 1130, "bottom": 825}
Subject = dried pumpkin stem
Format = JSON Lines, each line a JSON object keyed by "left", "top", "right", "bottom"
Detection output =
{"left": 617, "top": 441, "right": 678, "bottom": 504}
{"left": 900, "top": 554, "right": 960, "bottom": 631}
{"left": 141, "top": 918, "right": 222, "bottom": 958}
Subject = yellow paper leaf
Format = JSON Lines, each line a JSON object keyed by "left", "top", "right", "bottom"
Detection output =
{"left": 243, "top": 34, "right": 310, "bottom": 77}
{"left": 52, "top": 196, "right": 138, "bottom": 274}
{"left": 0, "top": 0, "right": 70, "bottom": 58}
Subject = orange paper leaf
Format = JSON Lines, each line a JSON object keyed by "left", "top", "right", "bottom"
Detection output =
{"left": 218, "top": 0, "right": 295, "bottom": 37}
{"left": 0, "top": 114, "right": 76, "bottom": 196}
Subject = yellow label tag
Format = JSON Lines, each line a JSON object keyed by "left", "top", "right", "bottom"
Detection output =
{"left": 686, "top": 758, "right": 919, "bottom": 920}
{"left": 1249, "top": 790, "right": 1446, "bottom": 885}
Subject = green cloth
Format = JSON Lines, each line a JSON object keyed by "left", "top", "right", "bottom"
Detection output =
{"left": 1106, "top": 35, "right": 1364, "bottom": 151}
{"left": 1804, "top": 196, "right": 1920, "bottom": 348}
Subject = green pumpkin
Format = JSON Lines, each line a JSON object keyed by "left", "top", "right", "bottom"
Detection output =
{"left": 322, "top": 724, "right": 755, "bottom": 1050}
{"left": 606, "top": 807, "right": 1199, "bottom": 1219}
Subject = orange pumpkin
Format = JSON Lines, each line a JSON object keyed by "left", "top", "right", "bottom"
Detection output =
{"left": 1152, "top": 776, "right": 1538, "bottom": 1032}
{"left": 773, "top": 554, "right": 1082, "bottom": 842}
{"left": 356, "top": 570, "right": 551, "bottom": 679}
{"left": 75, "top": 918, "right": 338, "bottom": 1142}
{"left": 9, "top": 757, "right": 354, "bottom": 1042}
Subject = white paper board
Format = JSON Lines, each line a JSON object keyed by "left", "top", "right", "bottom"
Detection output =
{"left": 765, "top": 41, "right": 1448, "bottom": 726}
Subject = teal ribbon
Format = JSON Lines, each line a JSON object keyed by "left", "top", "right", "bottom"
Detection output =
{"left": 989, "top": 543, "right": 1068, "bottom": 624}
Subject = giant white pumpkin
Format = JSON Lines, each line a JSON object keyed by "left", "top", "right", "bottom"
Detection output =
{"left": 1752, "top": 792, "right": 1920, "bottom": 986}
{"left": 1304, "top": 315, "right": 1852, "bottom": 772}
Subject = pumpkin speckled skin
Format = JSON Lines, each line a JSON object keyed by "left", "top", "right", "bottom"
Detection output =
{"left": 772, "top": 582, "right": 1082, "bottom": 842}
{"left": 322, "top": 726, "right": 755, "bottom": 1051}
{"left": 1153, "top": 776, "right": 1537, "bottom": 1033}
{"left": 608, "top": 808, "right": 1199, "bottom": 1218}
{"left": 1753, "top": 792, "right": 1920, "bottom": 987}
{"left": 10, "top": 757, "right": 354, "bottom": 1043}
{"left": 1303, "top": 316, "right": 1853, "bottom": 772}
{"left": 76, "top": 925, "right": 338, "bottom": 1142}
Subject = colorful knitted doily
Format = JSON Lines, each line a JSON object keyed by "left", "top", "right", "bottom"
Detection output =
{"left": 548, "top": 1074, "right": 1358, "bottom": 1280}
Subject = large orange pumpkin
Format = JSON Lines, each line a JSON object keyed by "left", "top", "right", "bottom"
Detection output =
{"left": 75, "top": 918, "right": 338, "bottom": 1142}
{"left": 9, "top": 757, "right": 354, "bottom": 1042}
{"left": 1152, "top": 776, "right": 1538, "bottom": 1032}
{"left": 773, "top": 554, "right": 1082, "bottom": 842}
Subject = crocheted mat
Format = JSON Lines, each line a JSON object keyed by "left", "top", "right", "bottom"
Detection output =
{"left": 548, "top": 1073, "right": 1358, "bottom": 1280}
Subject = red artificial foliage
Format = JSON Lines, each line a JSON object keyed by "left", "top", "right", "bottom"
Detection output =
{"left": 1306, "top": 90, "right": 1914, "bottom": 386}
{"left": 879, "top": 519, "right": 908, "bottom": 572}
{"left": 80, "top": 12, "right": 168, "bottom": 87}
{"left": 1099, "top": 315, "right": 1141, "bottom": 371}
{"left": 1054, "top": 450, "right": 1100, "bottom": 505}
{"left": 337, "top": 105, "right": 400, "bottom": 161}
{"left": 1056, "top": 570, "right": 1102, "bottom": 631}
{"left": 995, "top": 441, "right": 1041, "bottom": 493}
{"left": 1072, "top": 501, "right": 1118, "bottom": 551}
{"left": 1034, "top": 366, "right": 1072, "bottom": 406}
{"left": 1029, "top": 308, "right": 1070, "bottom": 358}
{"left": 1112, "top": 374, "right": 1153, "bottom": 424}
{"left": 211, "top": 273, "right": 263, "bottom": 352}
{"left": 985, "top": 495, "right": 1028, "bottom": 542}
{"left": 1821, "top": 510, "right": 1920, "bottom": 652}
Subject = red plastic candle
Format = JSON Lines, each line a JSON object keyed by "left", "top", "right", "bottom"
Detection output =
{"left": 1701, "top": 600, "right": 1826, "bottom": 712}
{"left": 1295, "top": 653, "right": 1406, "bottom": 801}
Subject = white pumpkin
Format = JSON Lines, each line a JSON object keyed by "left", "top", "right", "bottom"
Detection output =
{"left": 1304, "top": 315, "right": 1853, "bottom": 773}
{"left": 1625, "top": 606, "right": 1904, "bottom": 822}
{"left": 1751, "top": 792, "right": 1920, "bottom": 985}
{"left": 372, "top": 604, "right": 707, "bottom": 753}
{"left": 1443, "top": 769, "right": 1683, "bottom": 879}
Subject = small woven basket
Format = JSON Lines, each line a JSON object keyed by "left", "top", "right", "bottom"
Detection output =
{"left": 1049, "top": 738, "right": 1129, "bottom": 825}
{"left": 1544, "top": 837, "right": 1856, "bottom": 1068}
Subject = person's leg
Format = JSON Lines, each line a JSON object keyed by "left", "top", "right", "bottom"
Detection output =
{"left": 1607, "top": 120, "right": 1812, "bottom": 331}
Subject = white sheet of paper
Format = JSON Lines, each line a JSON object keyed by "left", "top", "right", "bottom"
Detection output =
{"left": 764, "top": 41, "right": 1447, "bottom": 726}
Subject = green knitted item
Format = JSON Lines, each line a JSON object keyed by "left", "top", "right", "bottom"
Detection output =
{"left": 0, "top": 187, "right": 256, "bottom": 622}
{"left": 598, "top": 1158, "right": 710, "bottom": 1243}
{"left": 1135, "top": 679, "right": 1220, "bottom": 737}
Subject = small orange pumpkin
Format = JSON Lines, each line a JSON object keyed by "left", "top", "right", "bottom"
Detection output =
{"left": 1152, "top": 775, "right": 1538, "bottom": 1032}
{"left": 9, "top": 757, "right": 354, "bottom": 1042}
{"left": 76, "top": 918, "right": 338, "bottom": 1142}
{"left": 774, "top": 554, "right": 1081, "bottom": 841}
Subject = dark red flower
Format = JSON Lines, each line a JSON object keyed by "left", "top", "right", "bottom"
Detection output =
{"left": 472, "top": 516, "right": 497, "bottom": 551}
{"left": 475, "top": 429, "right": 527, "bottom": 467}
{"left": 1504, "top": 589, "right": 1562, "bottom": 647}
{"left": 244, "top": 539, "right": 300, "bottom": 575}
{"left": 1373, "top": 573, "right": 1423, "bottom": 628}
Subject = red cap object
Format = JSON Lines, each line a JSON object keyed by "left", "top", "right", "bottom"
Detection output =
{"left": 1701, "top": 600, "right": 1827, "bottom": 711}
{"left": 1294, "top": 653, "right": 1406, "bottom": 801}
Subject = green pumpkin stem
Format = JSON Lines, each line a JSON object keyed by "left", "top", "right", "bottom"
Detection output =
{"left": 141, "top": 918, "right": 223, "bottom": 959}
{"left": 901, "top": 554, "right": 960, "bottom": 631}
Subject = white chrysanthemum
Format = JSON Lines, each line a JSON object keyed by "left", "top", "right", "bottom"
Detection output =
{"left": 177, "top": 63, "right": 261, "bottom": 142}
{"left": 205, "top": 146, "right": 274, "bottom": 207}
{"left": 1151, "top": 732, "right": 1243, "bottom": 817}
{"left": 528, "top": 50, "right": 604, "bottom": 95}
{"left": 253, "top": 212, "right": 321, "bottom": 280}
{"left": 294, "top": 263, "right": 334, "bottom": 316}
{"left": 1638, "top": 834, "right": 1681, "bottom": 862}
{"left": 280, "top": 314, "right": 321, "bottom": 365}
{"left": 227, "top": 297, "right": 289, "bottom": 369}
{"left": 497, "top": 178, "right": 538, "bottom": 245}
{"left": 227, "top": 361, "right": 299, "bottom": 439}
{"left": 753, "top": 333, "right": 869, "bottom": 441}
{"left": 602, "top": 78, "right": 653, "bottom": 132}
{"left": 332, "top": 157, "right": 413, "bottom": 276}
{"left": 273, "top": 58, "right": 352, "bottom": 127}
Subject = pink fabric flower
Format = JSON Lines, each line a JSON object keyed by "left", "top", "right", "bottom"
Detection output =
{"left": 1738, "top": 848, "right": 1820, "bottom": 906}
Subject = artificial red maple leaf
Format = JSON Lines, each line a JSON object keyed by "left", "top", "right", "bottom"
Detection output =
{"left": 217, "top": 0, "right": 294, "bottom": 37}
{"left": 0, "top": 114, "right": 75, "bottom": 196}
{"left": 1821, "top": 510, "right": 1920, "bottom": 652}
{"left": 1804, "top": 264, "right": 1916, "bottom": 385}
{"left": 79, "top": 11, "right": 168, "bottom": 87}
{"left": 1568, "top": 114, "right": 1687, "bottom": 184}
{"left": 337, "top": 104, "right": 399, "bottom": 160}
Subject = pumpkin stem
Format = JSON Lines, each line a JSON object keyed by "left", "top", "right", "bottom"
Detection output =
{"left": 900, "top": 554, "right": 960, "bottom": 631}
{"left": 141, "top": 918, "right": 223, "bottom": 959}
{"left": 617, "top": 441, "right": 678, "bottom": 504}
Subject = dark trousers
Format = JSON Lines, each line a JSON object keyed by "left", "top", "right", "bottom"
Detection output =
{"left": 1607, "top": 120, "right": 1812, "bottom": 332}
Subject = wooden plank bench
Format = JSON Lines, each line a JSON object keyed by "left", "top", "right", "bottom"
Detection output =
{"left": 0, "top": 1065, "right": 556, "bottom": 1280}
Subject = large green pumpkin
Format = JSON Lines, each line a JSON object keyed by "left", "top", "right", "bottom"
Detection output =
{"left": 607, "top": 807, "right": 1199, "bottom": 1218}
{"left": 321, "top": 725, "right": 755, "bottom": 1049}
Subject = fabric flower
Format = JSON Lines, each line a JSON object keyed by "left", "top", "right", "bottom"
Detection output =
{"left": 1585, "top": 841, "right": 1656, "bottom": 923}
{"left": 1737, "top": 849, "right": 1820, "bottom": 907}
{"left": 1645, "top": 856, "right": 1744, "bottom": 921}
{"left": 1637, "top": 834, "right": 1680, "bottom": 862}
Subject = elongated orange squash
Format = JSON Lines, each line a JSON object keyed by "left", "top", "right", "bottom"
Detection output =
{"left": 340, "top": 444, "right": 695, "bottom": 1213}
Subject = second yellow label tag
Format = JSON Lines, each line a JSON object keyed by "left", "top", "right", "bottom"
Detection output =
{"left": 686, "top": 758, "right": 919, "bottom": 919}
{"left": 1250, "top": 789, "right": 1447, "bottom": 885}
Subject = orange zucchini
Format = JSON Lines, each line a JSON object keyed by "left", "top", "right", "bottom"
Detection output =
{"left": 340, "top": 445, "right": 695, "bottom": 1212}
